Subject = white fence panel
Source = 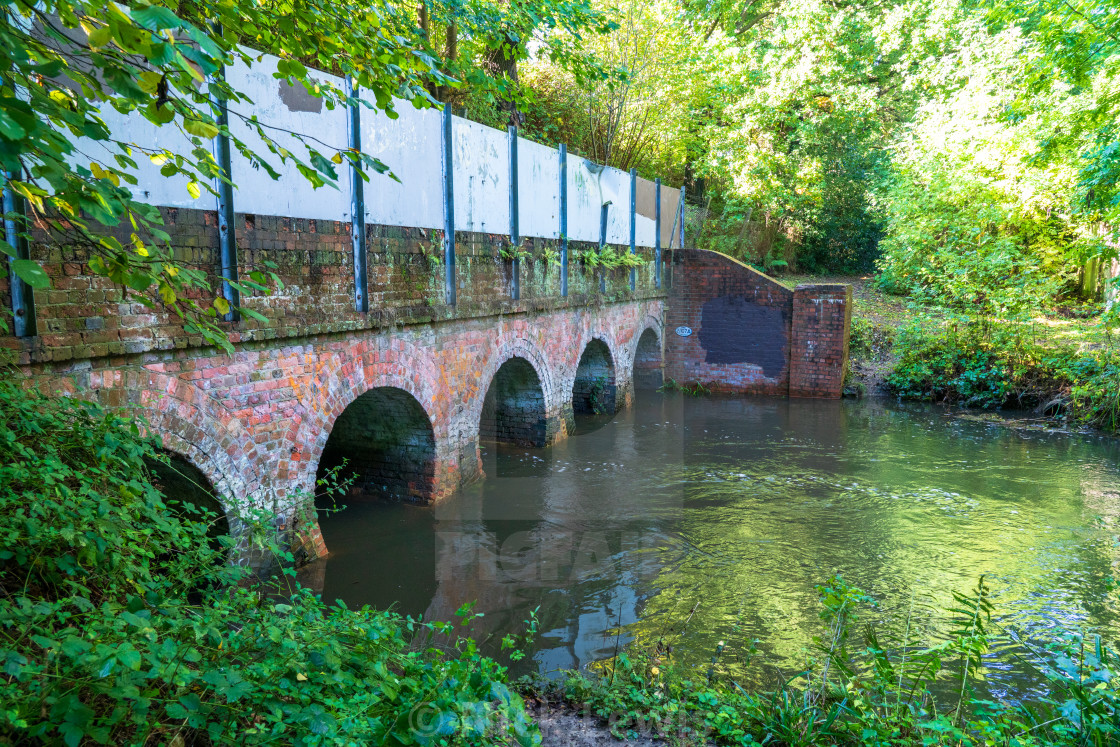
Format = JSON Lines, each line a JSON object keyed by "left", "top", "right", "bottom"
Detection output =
{"left": 85, "top": 44, "right": 682, "bottom": 246}
{"left": 226, "top": 53, "right": 349, "bottom": 223}
{"left": 518, "top": 138, "right": 560, "bottom": 240}
{"left": 362, "top": 104, "right": 444, "bottom": 230}
{"left": 453, "top": 117, "right": 509, "bottom": 236}
{"left": 79, "top": 106, "right": 204, "bottom": 210}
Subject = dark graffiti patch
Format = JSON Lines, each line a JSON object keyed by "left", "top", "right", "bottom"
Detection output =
{"left": 698, "top": 296, "right": 787, "bottom": 377}
{"left": 279, "top": 80, "right": 324, "bottom": 113}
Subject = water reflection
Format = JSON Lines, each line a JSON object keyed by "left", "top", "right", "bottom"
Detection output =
{"left": 307, "top": 394, "right": 1120, "bottom": 688}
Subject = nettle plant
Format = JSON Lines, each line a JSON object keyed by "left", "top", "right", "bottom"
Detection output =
{"left": 0, "top": 0, "right": 448, "bottom": 350}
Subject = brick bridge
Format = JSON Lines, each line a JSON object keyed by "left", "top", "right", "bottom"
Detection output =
{"left": 3, "top": 208, "right": 849, "bottom": 559}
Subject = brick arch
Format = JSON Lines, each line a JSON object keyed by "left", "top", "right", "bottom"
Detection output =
{"left": 35, "top": 369, "right": 254, "bottom": 518}
{"left": 561, "top": 325, "right": 624, "bottom": 402}
{"left": 287, "top": 339, "right": 451, "bottom": 501}
{"left": 467, "top": 334, "right": 560, "bottom": 429}
{"left": 631, "top": 315, "right": 664, "bottom": 362}
{"left": 632, "top": 317, "right": 665, "bottom": 392}
{"left": 571, "top": 336, "right": 618, "bottom": 415}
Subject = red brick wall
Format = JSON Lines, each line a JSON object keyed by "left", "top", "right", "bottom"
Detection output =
{"left": 1, "top": 207, "right": 664, "bottom": 366}
{"left": 664, "top": 249, "right": 793, "bottom": 395}
{"left": 789, "top": 284, "right": 852, "bottom": 398}
{"left": 664, "top": 249, "right": 849, "bottom": 398}
{"left": 1, "top": 206, "right": 667, "bottom": 561}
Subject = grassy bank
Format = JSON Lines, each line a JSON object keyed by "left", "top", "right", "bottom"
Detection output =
{"left": 529, "top": 575, "right": 1120, "bottom": 746}
{"left": 778, "top": 275, "right": 1120, "bottom": 433}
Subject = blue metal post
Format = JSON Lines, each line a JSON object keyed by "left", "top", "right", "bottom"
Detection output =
{"left": 345, "top": 75, "right": 367, "bottom": 313}
{"left": 3, "top": 171, "right": 34, "bottom": 337}
{"left": 598, "top": 202, "right": 609, "bottom": 294}
{"left": 209, "top": 27, "right": 238, "bottom": 323}
{"left": 654, "top": 178, "right": 661, "bottom": 289}
{"left": 629, "top": 167, "right": 636, "bottom": 292}
{"left": 559, "top": 144, "right": 568, "bottom": 298}
{"left": 508, "top": 125, "right": 519, "bottom": 301}
{"left": 441, "top": 106, "right": 456, "bottom": 306}
{"left": 679, "top": 185, "right": 686, "bottom": 251}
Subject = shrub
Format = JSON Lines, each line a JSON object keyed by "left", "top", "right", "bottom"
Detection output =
{"left": 0, "top": 378, "right": 538, "bottom": 746}
{"left": 885, "top": 314, "right": 1068, "bottom": 410}
{"left": 884, "top": 312, "right": 1120, "bottom": 431}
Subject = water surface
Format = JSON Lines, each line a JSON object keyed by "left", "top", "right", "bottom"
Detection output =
{"left": 308, "top": 394, "right": 1120, "bottom": 689}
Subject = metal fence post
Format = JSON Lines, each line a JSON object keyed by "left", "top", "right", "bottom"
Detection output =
{"left": 679, "top": 185, "right": 686, "bottom": 251}
{"left": 599, "top": 202, "right": 609, "bottom": 294}
{"left": 345, "top": 75, "right": 367, "bottom": 313}
{"left": 3, "top": 171, "right": 35, "bottom": 337}
{"left": 559, "top": 144, "right": 568, "bottom": 298}
{"left": 629, "top": 167, "right": 637, "bottom": 292}
{"left": 210, "top": 31, "right": 238, "bottom": 323}
{"left": 508, "top": 125, "right": 519, "bottom": 301}
{"left": 442, "top": 106, "right": 456, "bottom": 306}
{"left": 655, "top": 177, "right": 661, "bottom": 290}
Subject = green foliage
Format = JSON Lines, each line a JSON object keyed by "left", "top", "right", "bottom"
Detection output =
{"left": 848, "top": 318, "right": 895, "bottom": 362}
{"left": 0, "top": 0, "right": 453, "bottom": 351}
{"left": 658, "top": 378, "right": 711, "bottom": 397}
{"left": 541, "top": 575, "right": 1120, "bottom": 746}
{"left": 886, "top": 313, "right": 1066, "bottom": 409}
{"left": 886, "top": 310, "right": 1120, "bottom": 431}
{"left": 576, "top": 246, "right": 646, "bottom": 269}
{"left": 0, "top": 377, "right": 538, "bottom": 745}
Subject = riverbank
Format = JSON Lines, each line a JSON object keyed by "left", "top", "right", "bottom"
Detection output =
{"left": 521, "top": 574, "right": 1120, "bottom": 746}
{"left": 778, "top": 274, "right": 1120, "bottom": 433}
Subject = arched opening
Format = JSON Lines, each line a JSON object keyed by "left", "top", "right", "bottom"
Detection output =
{"left": 315, "top": 387, "right": 437, "bottom": 506}
{"left": 633, "top": 328, "right": 663, "bottom": 391}
{"left": 145, "top": 451, "right": 230, "bottom": 541}
{"left": 572, "top": 339, "right": 617, "bottom": 415}
{"left": 480, "top": 357, "right": 548, "bottom": 447}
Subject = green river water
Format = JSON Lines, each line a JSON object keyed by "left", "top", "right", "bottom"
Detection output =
{"left": 307, "top": 393, "right": 1120, "bottom": 693}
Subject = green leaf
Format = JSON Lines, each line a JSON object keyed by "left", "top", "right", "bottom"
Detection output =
{"left": 186, "top": 182, "right": 201, "bottom": 199}
{"left": 11, "top": 259, "right": 49, "bottom": 288}
{"left": 87, "top": 26, "right": 112, "bottom": 48}
{"left": 131, "top": 5, "right": 183, "bottom": 31}
{"left": 183, "top": 119, "right": 220, "bottom": 139}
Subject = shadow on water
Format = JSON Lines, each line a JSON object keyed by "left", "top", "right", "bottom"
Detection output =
{"left": 308, "top": 392, "right": 1120, "bottom": 689}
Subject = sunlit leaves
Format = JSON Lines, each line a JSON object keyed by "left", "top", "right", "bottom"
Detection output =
{"left": 1, "top": 0, "right": 454, "bottom": 349}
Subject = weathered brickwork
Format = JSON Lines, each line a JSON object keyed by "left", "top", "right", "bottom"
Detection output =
{"left": 2, "top": 205, "right": 849, "bottom": 560}
{"left": 0, "top": 207, "right": 663, "bottom": 366}
{"left": 789, "top": 284, "right": 852, "bottom": 398}
{"left": 571, "top": 338, "right": 617, "bottom": 415}
{"left": 633, "top": 328, "right": 663, "bottom": 391}
{"left": 664, "top": 249, "right": 849, "bottom": 398}
{"left": 10, "top": 276, "right": 665, "bottom": 559}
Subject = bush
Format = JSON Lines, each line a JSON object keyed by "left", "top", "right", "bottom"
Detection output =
{"left": 0, "top": 378, "right": 538, "bottom": 746}
{"left": 885, "top": 314, "right": 1068, "bottom": 409}
{"left": 884, "top": 312, "right": 1120, "bottom": 431}
{"left": 848, "top": 318, "right": 894, "bottom": 362}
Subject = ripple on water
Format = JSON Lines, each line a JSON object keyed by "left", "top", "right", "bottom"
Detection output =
{"left": 313, "top": 396, "right": 1120, "bottom": 691}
